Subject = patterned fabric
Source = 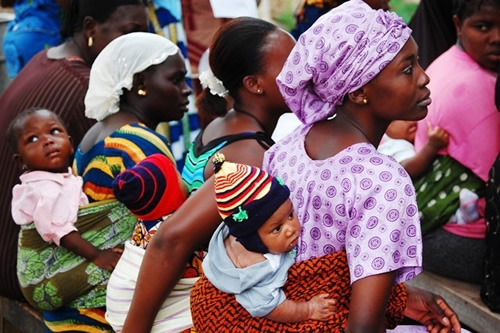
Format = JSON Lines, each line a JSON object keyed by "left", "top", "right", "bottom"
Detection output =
{"left": 413, "top": 155, "right": 485, "bottom": 235}
{"left": 73, "top": 123, "right": 175, "bottom": 202}
{"left": 191, "top": 250, "right": 407, "bottom": 332}
{"left": 106, "top": 242, "right": 199, "bottom": 332}
{"left": 264, "top": 125, "right": 422, "bottom": 284}
{"left": 130, "top": 217, "right": 165, "bottom": 249}
{"left": 17, "top": 200, "right": 136, "bottom": 311}
{"left": 0, "top": 52, "right": 93, "bottom": 300}
{"left": 149, "top": 0, "right": 200, "bottom": 169}
{"left": 277, "top": 0, "right": 412, "bottom": 125}
{"left": 182, "top": 131, "right": 275, "bottom": 192}
{"left": 44, "top": 306, "right": 110, "bottom": 332}
{"left": 113, "top": 154, "right": 186, "bottom": 221}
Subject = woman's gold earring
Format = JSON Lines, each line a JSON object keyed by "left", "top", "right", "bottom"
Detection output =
{"left": 138, "top": 89, "right": 147, "bottom": 96}
{"left": 363, "top": 98, "right": 368, "bottom": 104}
{"left": 88, "top": 36, "right": 93, "bottom": 48}
{"left": 257, "top": 88, "right": 263, "bottom": 94}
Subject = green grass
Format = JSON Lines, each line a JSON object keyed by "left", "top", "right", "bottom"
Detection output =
{"left": 390, "top": 0, "right": 419, "bottom": 23}
{"left": 275, "top": 10, "right": 296, "bottom": 31}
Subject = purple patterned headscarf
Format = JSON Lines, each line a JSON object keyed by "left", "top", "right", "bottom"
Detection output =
{"left": 277, "top": 0, "right": 412, "bottom": 125}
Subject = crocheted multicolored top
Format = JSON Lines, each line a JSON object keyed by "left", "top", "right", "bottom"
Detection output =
{"left": 73, "top": 123, "right": 175, "bottom": 202}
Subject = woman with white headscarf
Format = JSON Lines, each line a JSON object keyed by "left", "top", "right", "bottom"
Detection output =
{"left": 71, "top": 32, "right": 195, "bottom": 331}
{"left": 74, "top": 32, "right": 192, "bottom": 202}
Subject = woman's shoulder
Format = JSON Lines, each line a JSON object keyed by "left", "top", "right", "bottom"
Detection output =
{"left": 345, "top": 144, "right": 413, "bottom": 183}
{"left": 9, "top": 50, "right": 89, "bottom": 94}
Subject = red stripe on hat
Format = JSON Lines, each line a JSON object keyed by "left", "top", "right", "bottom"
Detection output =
{"left": 215, "top": 168, "right": 261, "bottom": 205}
{"left": 137, "top": 154, "right": 186, "bottom": 221}
{"left": 217, "top": 169, "right": 272, "bottom": 215}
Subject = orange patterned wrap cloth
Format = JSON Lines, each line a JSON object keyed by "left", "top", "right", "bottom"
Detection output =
{"left": 191, "top": 250, "right": 407, "bottom": 332}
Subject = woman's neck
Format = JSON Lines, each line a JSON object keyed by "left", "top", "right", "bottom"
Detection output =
{"left": 119, "top": 103, "right": 154, "bottom": 129}
{"left": 334, "top": 111, "right": 386, "bottom": 147}
{"left": 46, "top": 33, "right": 92, "bottom": 65}
{"left": 231, "top": 102, "right": 281, "bottom": 137}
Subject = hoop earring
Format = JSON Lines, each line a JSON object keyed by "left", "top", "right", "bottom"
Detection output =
{"left": 362, "top": 98, "right": 368, "bottom": 104}
{"left": 138, "top": 89, "right": 147, "bottom": 96}
{"left": 88, "top": 36, "right": 93, "bottom": 48}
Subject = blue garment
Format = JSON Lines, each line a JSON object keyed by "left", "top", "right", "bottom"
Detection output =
{"left": 290, "top": 5, "right": 332, "bottom": 40}
{"left": 3, "top": 0, "right": 63, "bottom": 78}
{"left": 202, "top": 224, "right": 295, "bottom": 317}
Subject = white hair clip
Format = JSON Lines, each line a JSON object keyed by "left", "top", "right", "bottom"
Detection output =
{"left": 199, "top": 70, "right": 229, "bottom": 98}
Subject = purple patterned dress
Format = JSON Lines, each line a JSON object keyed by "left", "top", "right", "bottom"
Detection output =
{"left": 264, "top": 125, "right": 422, "bottom": 284}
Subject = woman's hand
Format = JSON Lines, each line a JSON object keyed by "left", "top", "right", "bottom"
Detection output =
{"left": 404, "top": 285, "right": 461, "bottom": 333}
{"left": 93, "top": 247, "right": 123, "bottom": 272}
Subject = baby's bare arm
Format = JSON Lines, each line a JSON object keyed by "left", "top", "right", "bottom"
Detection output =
{"left": 60, "top": 231, "right": 122, "bottom": 272}
{"left": 427, "top": 125, "right": 449, "bottom": 150}
{"left": 401, "top": 124, "right": 449, "bottom": 179}
{"left": 265, "top": 294, "right": 336, "bottom": 322}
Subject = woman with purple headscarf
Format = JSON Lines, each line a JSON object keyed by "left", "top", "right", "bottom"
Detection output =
{"left": 264, "top": 0, "right": 461, "bottom": 331}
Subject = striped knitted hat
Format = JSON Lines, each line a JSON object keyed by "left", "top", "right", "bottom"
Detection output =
{"left": 112, "top": 154, "right": 186, "bottom": 221}
{"left": 213, "top": 153, "right": 290, "bottom": 253}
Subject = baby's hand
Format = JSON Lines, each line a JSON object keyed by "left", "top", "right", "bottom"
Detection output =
{"left": 427, "top": 123, "right": 449, "bottom": 150}
{"left": 307, "top": 293, "right": 336, "bottom": 321}
{"left": 93, "top": 247, "right": 123, "bottom": 272}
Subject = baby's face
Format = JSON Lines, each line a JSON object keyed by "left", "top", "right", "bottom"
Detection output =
{"left": 15, "top": 110, "right": 73, "bottom": 173}
{"left": 386, "top": 120, "right": 418, "bottom": 143}
{"left": 257, "top": 199, "right": 300, "bottom": 254}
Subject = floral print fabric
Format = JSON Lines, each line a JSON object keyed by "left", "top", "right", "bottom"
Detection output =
{"left": 17, "top": 200, "right": 136, "bottom": 310}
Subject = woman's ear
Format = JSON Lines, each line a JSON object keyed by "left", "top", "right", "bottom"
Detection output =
{"left": 242, "top": 75, "right": 262, "bottom": 95}
{"left": 13, "top": 154, "right": 26, "bottom": 171}
{"left": 132, "top": 73, "right": 147, "bottom": 96}
{"left": 82, "top": 16, "right": 97, "bottom": 43}
{"left": 453, "top": 15, "right": 463, "bottom": 42}
{"left": 68, "top": 136, "right": 75, "bottom": 154}
{"left": 347, "top": 88, "right": 368, "bottom": 106}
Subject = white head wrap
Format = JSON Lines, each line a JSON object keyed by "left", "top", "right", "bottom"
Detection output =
{"left": 199, "top": 69, "right": 229, "bottom": 98}
{"left": 85, "top": 32, "right": 180, "bottom": 121}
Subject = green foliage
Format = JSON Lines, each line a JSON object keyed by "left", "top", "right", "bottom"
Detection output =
{"left": 390, "top": 0, "right": 419, "bottom": 23}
